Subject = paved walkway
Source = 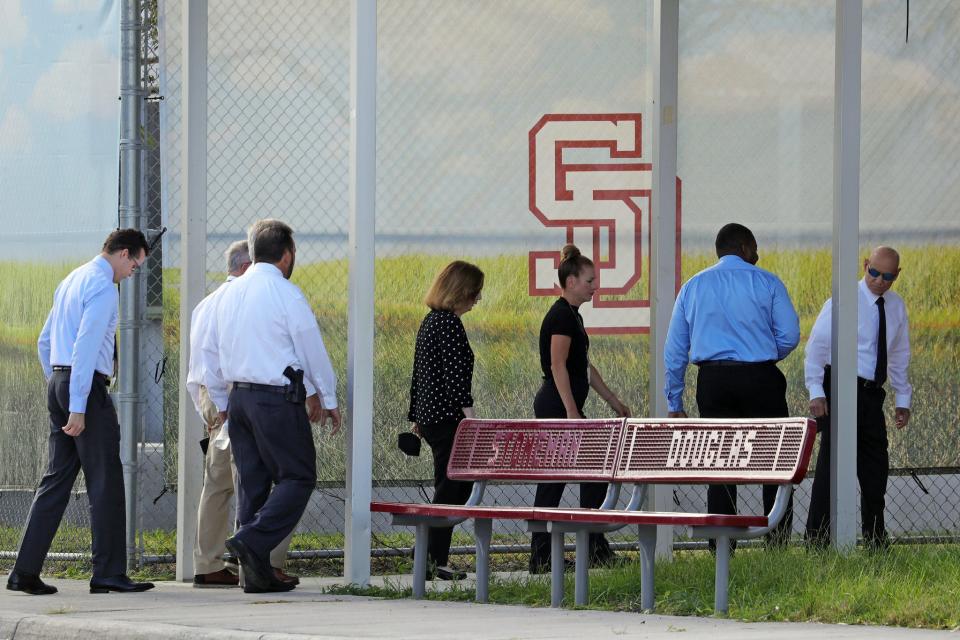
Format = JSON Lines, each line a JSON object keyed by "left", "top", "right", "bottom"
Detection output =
{"left": 0, "top": 573, "right": 953, "bottom": 639}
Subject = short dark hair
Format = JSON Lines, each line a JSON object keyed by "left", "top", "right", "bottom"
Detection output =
{"left": 558, "top": 244, "right": 593, "bottom": 289}
{"left": 715, "top": 223, "right": 755, "bottom": 257}
{"left": 102, "top": 228, "right": 150, "bottom": 257}
{"left": 249, "top": 219, "right": 294, "bottom": 264}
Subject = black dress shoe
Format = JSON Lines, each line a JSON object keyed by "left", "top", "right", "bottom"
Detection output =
{"left": 89, "top": 574, "right": 155, "bottom": 594}
{"left": 242, "top": 578, "right": 296, "bottom": 594}
{"left": 7, "top": 570, "right": 57, "bottom": 595}
{"left": 225, "top": 536, "right": 273, "bottom": 591}
{"left": 434, "top": 565, "right": 467, "bottom": 581}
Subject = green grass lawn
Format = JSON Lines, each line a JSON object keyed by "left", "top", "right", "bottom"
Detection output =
{"left": 329, "top": 545, "right": 960, "bottom": 629}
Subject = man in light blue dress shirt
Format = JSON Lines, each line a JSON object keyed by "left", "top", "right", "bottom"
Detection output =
{"left": 7, "top": 229, "right": 155, "bottom": 596}
{"left": 664, "top": 223, "right": 801, "bottom": 550}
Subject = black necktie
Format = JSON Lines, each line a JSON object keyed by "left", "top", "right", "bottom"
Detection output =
{"left": 874, "top": 297, "right": 887, "bottom": 386}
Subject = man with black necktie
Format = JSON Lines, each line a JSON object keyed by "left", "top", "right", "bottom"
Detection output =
{"left": 804, "top": 246, "right": 912, "bottom": 549}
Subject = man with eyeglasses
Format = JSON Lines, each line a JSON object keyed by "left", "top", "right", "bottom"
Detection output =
{"left": 7, "top": 229, "right": 155, "bottom": 596}
{"left": 804, "top": 246, "right": 912, "bottom": 549}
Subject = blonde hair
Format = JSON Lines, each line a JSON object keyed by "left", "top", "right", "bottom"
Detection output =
{"left": 558, "top": 244, "right": 593, "bottom": 289}
{"left": 424, "top": 261, "right": 485, "bottom": 311}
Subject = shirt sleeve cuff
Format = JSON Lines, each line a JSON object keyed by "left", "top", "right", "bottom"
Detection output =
{"left": 321, "top": 392, "right": 338, "bottom": 410}
{"left": 808, "top": 384, "right": 826, "bottom": 401}
{"left": 894, "top": 393, "right": 911, "bottom": 409}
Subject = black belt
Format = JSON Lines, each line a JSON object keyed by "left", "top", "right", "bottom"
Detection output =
{"left": 51, "top": 366, "right": 110, "bottom": 384}
{"left": 233, "top": 381, "right": 287, "bottom": 394}
{"left": 695, "top": 359, "right": 775, "bottom": 367}
{"left": 823, "top": 366, "right": 883, "bottom": 390}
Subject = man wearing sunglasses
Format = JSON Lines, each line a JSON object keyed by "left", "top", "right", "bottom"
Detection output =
{"left": 804, "top": 246, "right": 912, "bottom": 549}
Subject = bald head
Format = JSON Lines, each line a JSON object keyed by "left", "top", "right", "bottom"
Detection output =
{"left": 864, "top": 245, "right": 901, "bottom": 296}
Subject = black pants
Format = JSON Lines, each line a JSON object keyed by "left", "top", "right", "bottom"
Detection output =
{"left": 805, "top": 367, "right": 889, "bottom": 547}
{"left": 529, "top": 380, "right": 612, "bottom": 567}
{"left": 696, "top": 362, "right": 793, "bottom": 547}
{"left": 228, "top": 387, "right": 316, "bottom": 565}
{"left": 421, "top": 420, "right": 473, "bottom": 566}
{"left": 15, "top": 371, "right": 126, "bottom": 579}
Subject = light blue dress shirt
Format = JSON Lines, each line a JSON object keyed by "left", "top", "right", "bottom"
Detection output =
{"left": 37, "top": 255, "right": 118, "bottom": 414}
{"left": 664, "top": 255, "right": 800, "bottom": 413}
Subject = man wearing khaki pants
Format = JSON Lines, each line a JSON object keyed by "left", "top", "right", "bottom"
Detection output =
{"left": 187, "top": 240, "right": 296, "bottom": 587}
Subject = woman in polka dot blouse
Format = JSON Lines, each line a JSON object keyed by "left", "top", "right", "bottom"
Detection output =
{"left": 407, "top": 260, "right": 484, "bottom": 581}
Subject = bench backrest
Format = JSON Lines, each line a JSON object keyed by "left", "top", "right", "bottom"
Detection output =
{"left": 447, "top": 417, "right": 816, "bottom": 486}
{"left": 447, "top": 419, "right": 624, "bottom": 482}
{"left": 615, "top": 418, "right": 816, "bottom": 484}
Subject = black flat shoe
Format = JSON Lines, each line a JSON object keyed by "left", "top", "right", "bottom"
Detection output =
{"left": 7, "top": 570, "right": 57, "bottom": 595}
{"left": 434, "top": 565, "right": 467, "bottom": 581}
{"left": 528, "top": 558, "right": 575, "bottom": 575}
{"left": 89, "top": 574, "right": 155, "bottom": 594}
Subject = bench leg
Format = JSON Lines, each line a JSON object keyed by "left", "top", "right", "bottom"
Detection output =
{"left": 474, "top": 518, "right": 492, "bottom": 603}
{"left": 637, "top": 524, "right": 656, "bottom": 612}
{"left": 550, "top": 530, "right": 564, "bottom": 607}
{"left": 413, "top": 523, "right": 429, "bottom": 599}
{"left": 574, "top": 530, "right": 589, "bottom": 606}
{"left": 714, "top": 534, "right": 730, "bottom": 614}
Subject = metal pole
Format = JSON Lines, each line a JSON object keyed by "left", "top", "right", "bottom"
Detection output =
{"left": 831, "top": 0, "right": 863, "bottom": 550}
{"left": 175, "top": 0, "right": 208, "bottom": 581}
{"left": 649, "top": 0, "right": 680, "bottom": 561}
{"left": 345, "top": 0, "right": 376, "bottom": 587}
{"left": 118, "top": 0, "right": 144, "bottom": 570}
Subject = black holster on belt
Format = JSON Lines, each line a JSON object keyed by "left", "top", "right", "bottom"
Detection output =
{"left": 282, "top": 366, "right": 307, "bottom": 404}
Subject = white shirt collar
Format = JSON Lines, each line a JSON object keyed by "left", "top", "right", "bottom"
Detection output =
{"left": 859, "top": 277, "right": 882, "bottom": 303}
{"left": 249, "top": 262, "right": 284, "bottom": 278}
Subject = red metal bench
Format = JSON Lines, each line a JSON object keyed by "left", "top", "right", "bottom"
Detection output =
{"left": 371, "top": 418, "right": 624, "bottom": 600}
{"left": 370, "top": 416, "right": 816, "bottom": 614}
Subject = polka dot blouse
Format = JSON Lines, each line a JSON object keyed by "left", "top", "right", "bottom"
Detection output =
{"left": 407, "top": 309, "right": 474, "bottom": 425}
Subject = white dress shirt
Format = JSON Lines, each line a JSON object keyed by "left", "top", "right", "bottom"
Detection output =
{"left": 212, "top": 262, "right": 338, "bottom": 411}
{"left": 804, "top": 278, "right": 912, "bottom": 408}
{"left": 185, "top": 275, "right": 236, "bottom": 417}
{"left": 37, "top": 255, "right": 118, "bottom": 414}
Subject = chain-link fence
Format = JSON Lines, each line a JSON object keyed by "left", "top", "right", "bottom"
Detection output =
{"left": 2, "top": 0, "right": 960, "bottom": 580}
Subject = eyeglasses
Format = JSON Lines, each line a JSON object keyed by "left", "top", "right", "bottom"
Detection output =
{"left": 129, "top": 253, "right": 146, "bottom": 273}
{"left": 867, "top": 267, "right": 897, "bottom": 282}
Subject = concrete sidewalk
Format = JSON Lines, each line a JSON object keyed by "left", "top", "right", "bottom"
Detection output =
{"left": 0, "top": 573, "right": 952, "bottom": 639}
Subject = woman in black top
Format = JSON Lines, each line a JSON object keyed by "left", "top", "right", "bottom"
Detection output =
{"left": 529, "top": 244, "right": 630, "bottom": 573}
{"left": 407, "top": 260, "right": 484, "bottom": 581}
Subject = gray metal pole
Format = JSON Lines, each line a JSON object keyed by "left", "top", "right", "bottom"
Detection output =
{"left": 345, "top": 0, "right": 376, "bottom": 587}
{"left": 176, "top": 0, "right": 209, "bottom": 582}
{"left": 118, "top": 0, "right": 144, "bottom": 570}
{"left": 649, "top": 0, "right": 680, "bottom": 561}
{"left": 831, "top": 0, "right": 863, "bottom": 550}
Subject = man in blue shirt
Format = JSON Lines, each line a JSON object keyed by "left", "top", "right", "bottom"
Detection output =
{"left": 664, "top": 223, "right": 800, "bottom": 549}
{"left": 7, "top": 229, "right": 155, "bottom": 596}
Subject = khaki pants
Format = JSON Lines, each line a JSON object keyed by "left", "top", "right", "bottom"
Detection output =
{"left": 194, "top": 386, "right": 293, "bottom": 575}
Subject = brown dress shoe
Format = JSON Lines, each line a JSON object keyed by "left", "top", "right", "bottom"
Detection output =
{"left": 273, "top": 567, "right": 300, "bottom": 585}
{"left": 193, "top": 568, "right": 240, "bottom": 588}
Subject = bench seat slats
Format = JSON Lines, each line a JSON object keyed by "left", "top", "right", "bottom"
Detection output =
{"left": 532, "top": 507, "right": 767, "bottom": 528}
{"left": 371, "top": 501, "right": 535, "bottom": 520}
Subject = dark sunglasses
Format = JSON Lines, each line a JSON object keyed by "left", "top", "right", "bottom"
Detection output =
{"left": 867, "top": 267, "right": 897, "bottom": 282}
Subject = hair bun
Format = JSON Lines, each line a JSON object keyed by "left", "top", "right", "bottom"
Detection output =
{"left": 560, "top": 244, "right": 581, "bottom": 262}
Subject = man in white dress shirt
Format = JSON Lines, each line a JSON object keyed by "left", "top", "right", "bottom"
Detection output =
{"left": 7, "top": 229, "right": 155, "bottom": 596}
{"left": 804, "top": 246, "right": 912, "bottom": 549}
{"left": 209, "top": 219, "right": 341, "bottom": 593}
